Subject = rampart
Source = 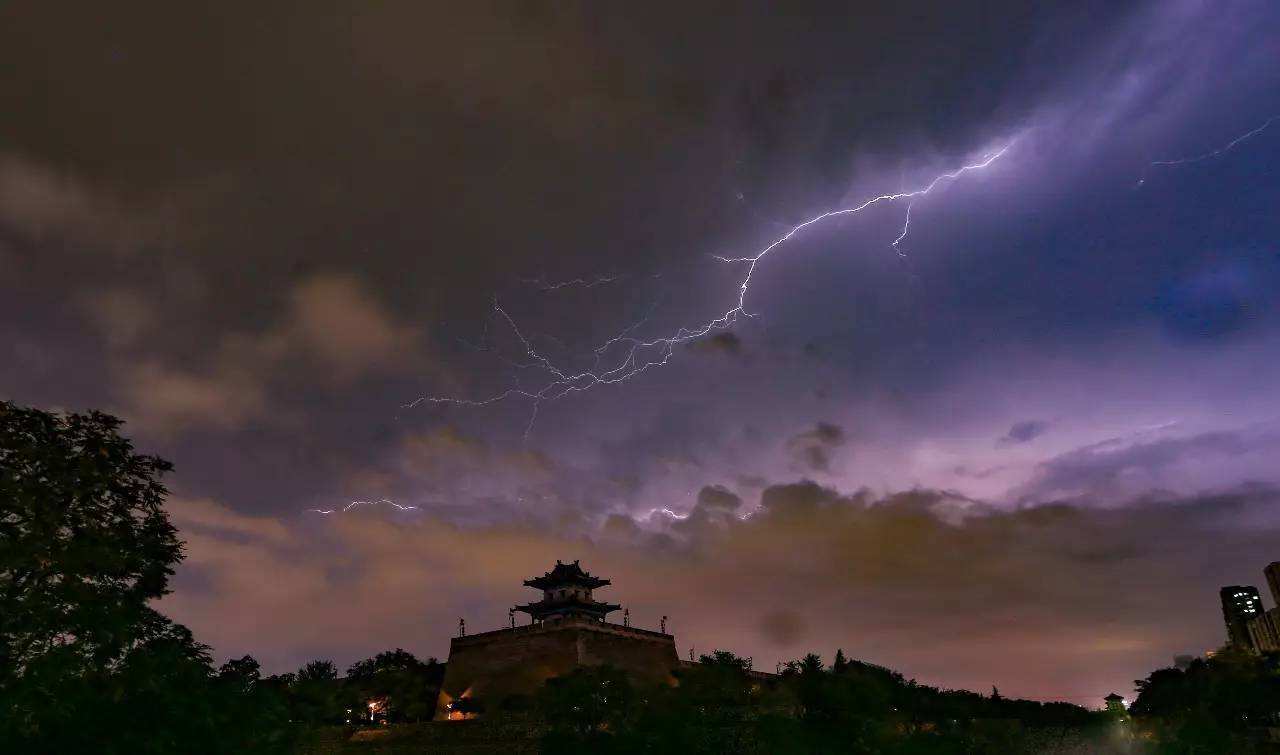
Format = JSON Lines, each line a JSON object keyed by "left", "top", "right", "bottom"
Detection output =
{"left": 434, "top": 617, "right": 679, "bottom": 719}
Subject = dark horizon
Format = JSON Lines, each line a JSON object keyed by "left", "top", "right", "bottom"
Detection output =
{"left": 4, "top": 0, "right": 1280, "bottom": 710}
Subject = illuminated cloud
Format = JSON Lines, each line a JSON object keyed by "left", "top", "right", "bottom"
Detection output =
{"left": 1017, "top": 427, "right": 1280, "bottom": 503}
{"left": 119, "top": 361, "right": 266, "bottom": 434}
{"left": 162, "top": 483, "right": 1280, "bottom": 706}
{"left": 103, "top": 273, "right": 430, "bottom": 434}
{"left": 0, "top": 153, "right": 181, "bottom": 255}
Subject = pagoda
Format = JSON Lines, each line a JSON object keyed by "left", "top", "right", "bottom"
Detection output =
{"left": 435, "top": 559, "right": 696, "bottom": 720}
{"left": 513, "top": 559, "right": 621, "bottom": 624}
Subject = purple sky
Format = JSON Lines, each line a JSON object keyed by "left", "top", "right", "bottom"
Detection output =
{"left": 3, "top": 0, "right": 1280, "bottom": 707}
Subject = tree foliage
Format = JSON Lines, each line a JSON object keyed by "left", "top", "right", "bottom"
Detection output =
{"left": 1, "top": 402, "right": 180, "bottom": 676}
{"left": 344, "top": 648, "right": 444, "bottom": 722}
{"left": 297, "top": 659, "right": 339, "bottom": 682}
{"left": 1130, "top": 646, "right": 1280, "bottom": 752}
{"left": 0, "top": 403, "right": 293, "bottom": 753}
{"left": 533, "top": 648, "right": 1104, "bottom": 754}
{"left": 541, "top": 664, "right": 637, "bottom": 744}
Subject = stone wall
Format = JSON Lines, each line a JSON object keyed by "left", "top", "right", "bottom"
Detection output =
{"left": 435, "top": 618, "right": 679, "bottom": 719}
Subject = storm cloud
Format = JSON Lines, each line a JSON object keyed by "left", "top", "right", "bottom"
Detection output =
{"left": 163, "top": 481, "right": 1280, "bottom": 706}
{"left": 786, "top": 422, "right": 847, "bottom": 472}
{"left": 4, "top": 0, "right": 1280, "bottom": 711}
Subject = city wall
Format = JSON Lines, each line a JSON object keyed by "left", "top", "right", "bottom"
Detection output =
{"left": 434, "top": 618, "right": 679, "bottom": 719}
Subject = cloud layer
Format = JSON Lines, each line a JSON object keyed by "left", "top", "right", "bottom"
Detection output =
{"left": 3, "top": 0, "right": 1280, "bottom": 711}
{"left": 163, "top": 481, "right": 1280, "bottom": 705}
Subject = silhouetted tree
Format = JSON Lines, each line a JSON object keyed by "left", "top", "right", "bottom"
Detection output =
{"left": 799, "top": 652, "right": 824, "bottom": 675}
{"left": 541, "top": 664, "right": 636, "bottom": 739}
{"left": 0, "top": 402, "right": 179, "bottom": 679}
{"left": 0, "top": 403, "right": 293, "bottom": 753}
{"left": 344, "top": 649, "right": 444, "bottom": 722}
{"left": 833, "top": 648, "right": 848, "bottom": 673}
{"left": 218, "top": 655, "right": 262, "bottom": 692}
{"left": 699, "top": 649, "right": 753, "bottom": 673}
{"left": 636, "top": 650, "right": 764, "bottom": 752}
{"left": 1130, "top": 646, "right": 1280, "bottom": 752}
{"left": 297, "top": 659, "right": 338, "bottom": 682}
{"left": 291, "top": 659, "right": 346, "bottom": 725}
{"left": 346, "top": 648, "right": 424, "bottom": 679}
{"left": 531, "top": 649, "right": 1102, "bottom": 754}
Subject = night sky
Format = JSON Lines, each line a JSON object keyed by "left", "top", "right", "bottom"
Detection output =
{"left": 3, "top": 1, "right": 1280, "bottom": 706}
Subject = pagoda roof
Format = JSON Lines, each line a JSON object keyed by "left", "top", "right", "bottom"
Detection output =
{"left": 514, "top": 595, "right": 621, "bottom": 617}
{"left": 524, "top": 559, "right": 611, "bottom": 590}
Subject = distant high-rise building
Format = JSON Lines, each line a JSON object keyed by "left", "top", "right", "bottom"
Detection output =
{"left": 1248, "top": 607, "right": 1280, "bottom": 652}
{"left": 1265, "top": 562, "right": 1280, "bottom": 605}
{"left": 1220, "top": 585, "right": 1264, "bottom": 649}
{"left": 1245, "top": 562, "right": 1280, "bottom": 653}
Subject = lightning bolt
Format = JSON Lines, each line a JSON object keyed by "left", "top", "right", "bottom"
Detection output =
{"left": 409, "top": 142, "right": 1013, "bottom": 435}
{"left": 646, "top": 507, "right": 690, "bottom": 521}
{"left": 520, "top": 274, "right": 624, "bottom": 292}
{"left": 1139, "top": 114, "right": 1279, "bottom": 185}
{"left": 307, "top": 499, "right": 418, "bottom": 515}
{"left": 890, "top": 199, "right": 915, "bottom": 257}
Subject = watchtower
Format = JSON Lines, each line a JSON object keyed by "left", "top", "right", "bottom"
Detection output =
{"left": 513, "top": 559, "right": 621, "bottom": 624}
{"left": 435, "top": 560, "right": 676, "bottom": 719}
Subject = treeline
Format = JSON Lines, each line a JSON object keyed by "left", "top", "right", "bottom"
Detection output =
{"left": 5, "top": 630, "right": 442, "bottom": 753}
{"left": 3, "top": 606, "right": 298, "bottom": 754}
{"left": 20, "top": 400, "right": 1280, "bottom": 753}
{"left": 261, "top": 649, "right": 445, "bottom": 726}
{"left": 1128, "top": 645, "right": 1280, "bottom": 753}
{"left": 533, "top": 650, "right": 1100, "bottom": 754}
{"left": 0, "top": 402, "right": 447, "bottom": 753}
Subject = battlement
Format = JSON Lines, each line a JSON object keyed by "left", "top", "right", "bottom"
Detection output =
{"left": 436, "top": 608, "right": 680, "bottom": 719}
{"left": 436, "top": 561, "right": 694, "bottom": 720}
{"left": 678, "top": 658, "right": 779, "bottom": 682}
{"left": 453, "top": 617, "right": 671, "bottom": 648}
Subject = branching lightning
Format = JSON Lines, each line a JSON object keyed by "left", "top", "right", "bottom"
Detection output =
{"left": 408, "top": 143, "right": 1012, "bottom": 435}
{"left": 520, "top": 274, "right": 624, "bottom": 292}
{"left": 1140, "top": 114, "right": 1279, "bottom": 185}
{"left": 891, "top": 199, "right": 915, "bottom": 257}
{"left": 307, "top": 499, "right": 418, "bottom": 515}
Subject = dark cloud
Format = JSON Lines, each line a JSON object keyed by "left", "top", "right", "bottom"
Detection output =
{"left": 689, "top": 331, "right": 743, "bottom": 356}
{"left": 786, "top": 422, "right": 847, "bottom": 472}
{"left": 1154, "top": 255, "right": 1280, "bottom": 340}
{"left": 5, "top": 0, "right": 1280, "bottom": 711}
{"left": 695, "top": 485, "right": 742, "bottom": 511}
{"left": 673, "top": 485, "right": 744, "bottom": 535}
{"left": 759, "top": 480, "right": 864, "bottom": 518}
{"left": 759, "top": 610, "right": 807, "bottom": 647}
{"left": 997, "top": 420, "right": 1050, "bottom": 447}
